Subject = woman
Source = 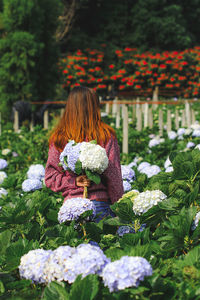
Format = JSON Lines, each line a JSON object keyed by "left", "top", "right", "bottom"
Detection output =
{"left": 45, "top": 86, "right": 123, "bottom": 221}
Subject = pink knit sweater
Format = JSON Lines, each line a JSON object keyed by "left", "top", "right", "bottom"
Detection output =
{"left": 45, "top": 136, "right": 124, "bottom": 204}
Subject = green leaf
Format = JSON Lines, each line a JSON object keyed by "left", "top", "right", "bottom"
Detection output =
{"left": 0, "top": 230, "right": 12, "bottom": 256}
{"left": 69, "top": 275, "right": 99, "bottom": 300}
{"left": 85, "top": 169, "right": 101, "bottom": 185}
{"left": 42, "top": 282, "right": 69, "bottom": 300}
{"left": 110, "top": 198, "right": 135, "bottom": 222}
{"left": 90, "top": 140, "right": 97, "bottom": 144}
{"left": 75, "top": 160, "right": 82, "bottom": 175}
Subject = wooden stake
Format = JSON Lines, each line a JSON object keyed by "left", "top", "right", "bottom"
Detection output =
{"left": 158, "top": 108, "right": 163, "bottom": 136}
{"left": 43, "top": 110, "right": 49, "bottom": 129}
{"left": 122, "top": 105, "right": 128, "bottom": 154}
{"left": 167, "top": 109, "right": 172, "bottom": 132}
{"left": 13, "top": 109, "right": 19, "bottom": 133}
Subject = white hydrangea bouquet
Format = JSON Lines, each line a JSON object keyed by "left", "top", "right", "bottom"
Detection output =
{"left": 59, "top": 140, "right": 108, "bottom": 197}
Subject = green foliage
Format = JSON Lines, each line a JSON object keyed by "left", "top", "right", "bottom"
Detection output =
{"left": 0, "top": 0, "right": 61, "bottom": 119}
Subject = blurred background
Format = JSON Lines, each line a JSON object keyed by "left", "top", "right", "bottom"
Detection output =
{"left": 0, "top": 0, "right": 200, "bottom": 121}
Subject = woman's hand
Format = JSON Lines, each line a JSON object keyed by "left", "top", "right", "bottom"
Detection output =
{"left": 76, "top": 175, "right": 91, "bottom": 187}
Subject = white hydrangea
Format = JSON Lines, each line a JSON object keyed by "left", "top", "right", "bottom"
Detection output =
{"left": 2, "top": 149, "right": 11, "bottom": 155}
{"left": 132, "top": 190, "right": 167, "bottom": 215}
{"left": 0, "top": 171, "right": 7, "bottom": 184}
{"left": 192, "top": 212, "right": 200, "bottom": 230}
{"left": 190, "top": 123, "right": 200, "bottom": 130}
{"left": 192, "top": 130, "right": 200, "bottom": 137}
{"left": 165, "top": 166, "right": 174, "bottom": 173}
{"left": 185, "top": 128, "right": 192, "bottom": 135}
{"left": 0, "top": 188, "right": 8, "bottom": 197}
{"left": 148, "top": 137, "right": 164, "bottom": 148}
{"left": 43, "top": 246, "right": 76, "bottom": 282}
{"left": 195, "top": 144, "right": 200, "bottom": 150}
{"left": 137, "top": 162, "right": 151, "bottom": 172}
{"left": 140, "top": 165, "right": 161, "bottom": 178}
{"left": 79, "top": 142, "right": 108, "bottom": 174}
{"left": 164, "top": 157, "right": 172, "bottom": 169}
{"left": 168, "top": 131, "right": 177, "bottom": 140}
{"left": 177, "top": 128, "right": 185, "bottom": 136}
{"left": 27, "top": 164, "right": 45, "bottom": 181}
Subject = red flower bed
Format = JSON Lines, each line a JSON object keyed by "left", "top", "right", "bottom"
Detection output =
{"left": 60, "top": 46, "right": 200, "bottom": 98}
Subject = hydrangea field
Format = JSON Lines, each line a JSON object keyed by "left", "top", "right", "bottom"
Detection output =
{"left": 2, "top": 109, "right": 200, "bottom": 299}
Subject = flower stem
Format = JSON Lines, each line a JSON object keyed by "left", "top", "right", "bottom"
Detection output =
{"left": 83, "top": 186, "right": 88, "bottom": 198}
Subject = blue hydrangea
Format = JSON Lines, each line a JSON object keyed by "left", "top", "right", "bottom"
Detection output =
{"left": 61, "top": 243, "right": 110, "bottom": 283}
{"left": 22, "top": 179, "right": 42, "bottom": 192}
{"left": 58, "top": 197, "right": 96, "bottom": 223}
{"left": 27, "top": 164, "right": 45, "bottom": 181}
{"left": 60, "top": 141, "right": 81, "bottom": 172}
{"left": 121, "top": 165, "right": 135, "bottom": 182}
{"left": 0, "top": 188, "right": 8, "bottom": 198}
{"left": 186, "top": 142, "right": 195, "bottom": 148}
{"left": 19, "top": 249, "right": 53, "bottom": 283}
{"left": 140, "top": 165, "right": 161, "bottom": 178}
{"left": 117, "top": 223, "right": 146, "bottom": 237}
{"left": 137, "top": 162, "right": 151, "bottom": 172}
{"left": 123, "top": 180, "right": 132, "bottom": 192}
{"left": 0, "top": 159, "right": 8, "bottom": 170}
{"left": 101, "top": 256, "right": 153, "bottom": 292}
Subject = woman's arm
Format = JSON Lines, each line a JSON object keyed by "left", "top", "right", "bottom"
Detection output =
{"left": 45, "top": 144, "right": 77, "bottom": 193}
{"left": 103, "top": 136, "right": 124, "bottom": 204}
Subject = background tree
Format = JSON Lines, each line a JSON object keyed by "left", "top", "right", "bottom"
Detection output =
{"left": 0, "top": 0, "right": 62, "bottom": 119}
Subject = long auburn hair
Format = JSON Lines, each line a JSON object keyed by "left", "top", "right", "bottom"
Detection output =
{"left": 49, "top": 86, "right": 116, "bottom": 151}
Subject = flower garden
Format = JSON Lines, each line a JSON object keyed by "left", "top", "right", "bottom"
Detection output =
{"left": 60, "top": 46, "right": 200, "bottom": 98}
{"left": 1, "top": 108, "right": 200, "bottom": 299}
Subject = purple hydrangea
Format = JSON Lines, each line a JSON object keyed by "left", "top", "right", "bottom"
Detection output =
{"left": 123, "top": 180, "right": 132, "bottom": 192}
{"left": 121, "top": 165, "right": 135, "bottom": 182}
{"left": 27, "top": 164, "right": 45, "bottom": 181}
{"left": 19, "top": 249, "right": 53, "bottom": 283}
{"left": 60, "top": 141, "right": 81, "bottom": 172}
{"left": 0, "top": 159, "right": 8, "bottom": 170}
{"left": 186, "top": 142, "right": 195, "bottom": 148}
{"left": 101, "top": 256, "right": 153, "bottom": 292}
{"left": 117, "top": 223, "right": 146, "bottom": 237}
{"left": 22, "top": 179, "right": 42, "bottom": 192}
{"left": 61, "top": 243, "right": 110, "bottom": 283}
{"left": 58, "top": 197, "right": 96, "bottom": 223}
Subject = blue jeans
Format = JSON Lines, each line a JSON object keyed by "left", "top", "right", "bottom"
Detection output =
{"left": 92, "top": 200, "right": 115, "bottom": 223}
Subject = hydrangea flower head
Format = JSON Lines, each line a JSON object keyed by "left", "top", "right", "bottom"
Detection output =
{"left": 19, "top": 249, "right": 53, "bottom": 283}
{"left": 61, "top": 243, "right": 110, "bottom": 283}
{"left": 43, "top": 245, "right": 76, "bottom": 282}
{"left": 165, "top": 166, "right": 174, "bottom": 173}
{"left": 168, "top": 131, "right": 177, "bottom": 140}
{"left": 192, "top": 130, "right": 200, "bottom": 137}
{"left": 0, "top": 159, "right": 8, "bottom": 170}
{"left": 164, "top": 157, "right": 172, "bottom": 169}
{"left": 2, "top": 149, "right": 11, "bottom": 155}
{"left": 140, "top": 165, "right": 161, "bottom": 178}
{"left": 123, "top": 180, "right": 132, "bottom": 192}
{"left": 121, "top": 165, "right": 135, "bottom": 182}
{"left": 22, "top": 179, "right": 42, "bottom": 192}
{"left": 186, "top": 142, "right": 195, "bottom": 148}
{"left": 137, "top": 162, "right": 151, "bottom": 172}
{"left": 101, "top": 256, "right": 152, "bottom": 292}
{"left": 27, "top": 164, "right": 45, "bottom": 181}
{"left": 58, "top": 197, "right": 96, "bottom": 223}
{"left": 133, "top": 190, "right": 167, "bottom": 215}
{"left": 79, "top": 142, "right": 108, "bottom": 174}
{"left": 177, "top": 128, "right": 185, "bottom": 136}
{"left": 0, "top": 171, "right": 7, "bottom": 185}
{"left": 192, "top": 211, "right": 200, "bottom": 230}
{"left": 0, "top": 188, "right": 8, "bottom": 198}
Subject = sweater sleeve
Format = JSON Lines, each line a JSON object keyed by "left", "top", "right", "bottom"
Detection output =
{"left": 103, "top": 136, "right": 124, "bottom": 204}
{"left": 45, "top": 144, "right": 76, "bottom": 193}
